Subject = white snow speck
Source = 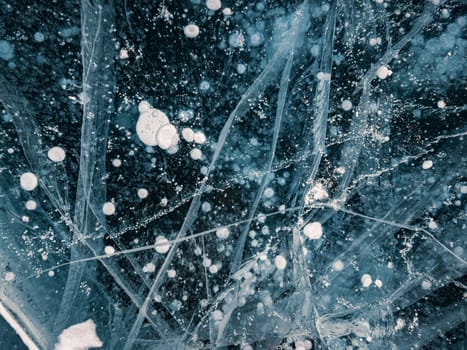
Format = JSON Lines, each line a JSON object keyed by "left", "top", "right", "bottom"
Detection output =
{"left": 20, "top": 172, "right": 38, "bottom": 191}
{"left": 303, "top": 222, "right": 323, "bottom": 240}
{"left": 190, "top": 148, "right": 202, "bottom": 160}
{"left": 422, "top": 160, "right": 433, "bottom": 169}
{"left": 236, "top": 63, "right": 246, "bottom": 74}
{"left": 54, "top": 319, "right": 103, "bottom": 350}
{"left": 274, "top": 255, "right": 287, "bottom": 270}
{"left": 104, "top": 246, "right": 115, "bottom": 256}
{"left": 184, "top": 24, "right": 200, "bottom": 38}
{"left": 376, "top": 65, "right": 392, "bottom": 79}
{"left": 361, "top": 273, "right": 372, "bottom": 287}
{"left": 341, "top": 99, "right": 353, "bottom": 111}
{"left": 155, "top": 236, "right": 171, "bottom": 254}
{"left": 137, "top": 188, "right": 149, "bottom": 199}
{"left": 206, "top": 0, "right": 221, "bottom": 11}
{"left": 437, "top": 100, "right": 446, "bottom": 108}
{"left": 156, "top": 123, "right": 179, "bottom": 150}
{"left": 47, "top": 146, "right": 66, "bottom": 162}
{"left": 216, "top": 227, "right": 229, "bottom": 239}
{"left": 25, "top": 200, "right": 37, "bottom": 210}
{"left": 102, "top": 202, "right": 115, "bottom": 216}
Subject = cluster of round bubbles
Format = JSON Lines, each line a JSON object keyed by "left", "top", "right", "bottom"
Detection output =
{"left": 136, "top": 101, "right": 180, "bottom": 152}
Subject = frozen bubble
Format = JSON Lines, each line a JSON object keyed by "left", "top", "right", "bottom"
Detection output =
{"left": 21, "top": 215, "right": 29, "bottom": 223}
{"left": 437, "top": 100, "right": 446, "bottom": 108}
{"left": 263, "top": 187, "right": 275, "bottom": 198}
{"left": 376, "top": 65, "right": 392, "bottom": 79}
{"left": 34, "top": 32, "right": 45, "bottom": 42}
{"left": 193, "top": 131, "right": 206, "bottom": 144}
{"left": 104, "top": 246, "right": 115, "bottom": 255}
{"left": 102, "top": 202, "right": 116, "bottom": 216}
{"left": 143, "top": 263, "right": 156, "bottom": 273}
{"left": 160, "top": 197, "right": 168, "bottom": 206}
{"left": 181, "top": 127, "right": 195, "bottom": 142}
{"left": 190, "top": 148, "right": 203, "bottom": 160}
{"left": 421, "top": 279, "right": 432, "bottom": 290}
{"left": 422, "top": 160, "right": 433, "bottom": 169}
{"left": 20, "top": 172, "right": 38, "bottom": 191}
{"left": 155, "top": 236, "right": 171, "bottom": 254}
{"left": 199, "top": 80, "right": 210, "bottom": 91}
{"left": 25, "top": 200, "right": 37, "bottom": 210}
{"left": 48, "top": 271, "right": 55, "bottom": 277}
{"left": 460, "top": 185, "right": 467, "bottom": 194}
{"left": 209, "top": 264, "right": 219, "bottom": 274}
{"left": 274, "top": 255, "right": 287, "bottom": 270}
{"left": 223, "top": 8, "right": 233, "bottom": 16}
{"left": 375, "top": 279, "right": 383, "bottom": 288}
{"left": 303, "top": 222, "right": 323, "bottom": 240}
{"left": 4, "top": 272, "right": 15, "bottom": 282}
{"left": 206, "top": 0, "right": 221, "bottom": 11}
{"left": 156, "top": 124, "right": 179, "bottom": 150}
{"left": 361, "top": 273, "right": 372, "bottom": 287}
{"left": 201, "top": 201, "right": 211, "bottom": 212}
{"left": 138, "top": 100, "right": 151, "bottom": 113}
{"left": 178, "top": 109, "right": 194, "bottom": 122}
{"left": 136, "top": 108, "right": 170, "bottom": 146}
{"left": 184, "top": 24, "right": 200, "bottom": 38}
{"left": 229, "top": 31, "right": 245, "bottom": 48}
{"left": 167, "top": 269, "right": 176, "bottom": 278}
{"left": 236, "top": 63, "right": 246, "bottom": 74}
{"left": 47, "top": 146, "right": 66, "bottom": 162}
{"left": 119, "top": 48, "right": 129, "bottom": 59}
{"left": 203, "top": 257, "right": 212, "bottom": 267}
{"left": 216, "top": 227, "right": 230, "bottom": 239}
{"left": 112, "top": 158, "right": 122, "bottom": 167}
{"left": 137, "top": 188, "right": 149, "bottom": 199}
{"left": 341, "top": 99, "right": 353, "bottom": 111}
{"left": 0, "top": 40, "right": 14, "bottom": 60}
{"left": 332, "top": 259, "right": 344, "bottom": 271}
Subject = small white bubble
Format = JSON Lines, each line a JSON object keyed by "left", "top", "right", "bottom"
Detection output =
{"left": 137, "top": 188, "right": 149, "bottom": 199}
{"left": 341, "top": 99, "right": 353, "bottom": 111}
{"left": 422, "top": 160, "right": 433, "bottom": 169}
{"left": 216, "top": 227, "right": 229, "bottom": 239}
{"left": 376, "top": 65, "right": 392, "bottom": 79}
{"left": 20, "top": 172, "right": 38, "bottom": 191}
{"left": 274, "top": 255, "right": 287, "bottom": 270}
{"left": 104, "top": 246, "right": 115, "bottom": 255}
{"left": 25, "top": 200, "right": 37, "bottom": 210}
{"left": 102, "top": 202, "right": 116, "bottom": 215}
{"left": 4, "top": 272, "right": 15, "bottom": 282}
{"left": 361, "top": 273, "right": 372, "bottom": 287}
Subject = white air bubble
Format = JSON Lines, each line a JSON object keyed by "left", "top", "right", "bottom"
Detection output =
{"left": 25, "top": 200, "right": 37, "bottom": 210}
{"left": 136, "top": 108, "right": 170, "bottom": 146}
{"left": 193, "top": 131, "right": 206, "bottom": 144}
{"left": 155, "top": 236, "right": 171, "bottom": 254}
{"left": 138, "top": 100, "right": 151, "bottom": 113}
{"left": 332, "top": 259, "right": 344, "bottom": 271}
{"left": 102, "top": 202, "right": 115, "bottom": 216}
{"left": 137, "top": 188, "right": 149, "bottom": 199}
{"left": 341, "top": 99, "right": 353, "bottom": 111}
{"left": 167, "top": 269, "right": 176, "bottom": 278}
{"left": 143, "top": 263, "right": 156, "bottom": 273}
{"left": 47, "top": 146, "right": 66, "bottom": 162}
{"left": 112, "top": 158, "right": 122, "bottom": 167}
{"left": 4, "top": 272, "right": 15, "bottom": 282}
{"left": 206, "top": 0, "right": 222, "bottom": 11}
{"left": 422, "top": 160, "right": 433, "bottom": 169}
{"left": 376, "top": 65, "right": 392, "bottom": 79}
{"left": 361, "top": 274, "right": 372, "bottom": 288}
{"left": 274, "top": 255, "right": 287, "bottom": 270}
{"left": 216, "top": 227, "right": 229, "bottom": 239}
{"left": 104, "top": 246, "right": 115, "bottom": 255}
{"left": 181, "top": 128, "right": 195, "bottom": 142}
{"left": 20, "top": 172, "right": 38, "bottom": 191}
{"left": 184, "top": 24, "right": 200, "bottom": 38}
{"left": 303, "top": 222, "right": 323, "bottom": 240}
{"left": 190, "top": 148, "right": 202, "bottom": 160}
{"left": 157, "top": 124, "right": 179, "bottom": 150}
{"left": 437, "top": 100, "right": 446, "bottom": 108}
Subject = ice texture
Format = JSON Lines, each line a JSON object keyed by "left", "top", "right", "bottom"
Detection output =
{"left": 0, "top": 0, "right": 466, "bottom": 349}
